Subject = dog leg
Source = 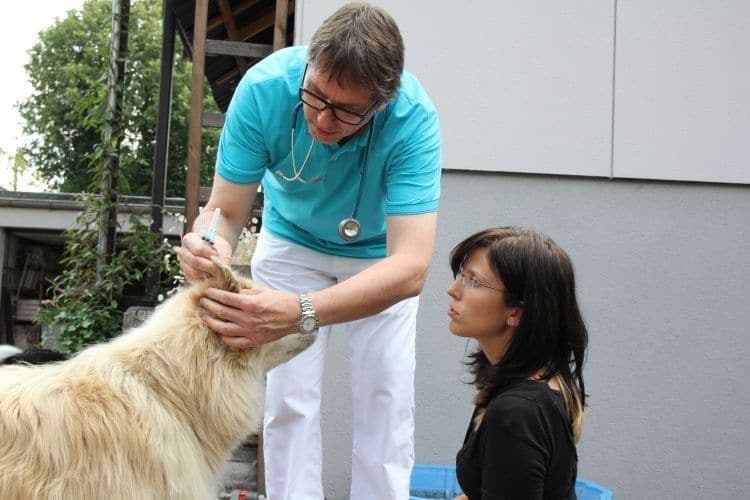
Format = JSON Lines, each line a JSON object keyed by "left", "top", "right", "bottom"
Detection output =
{"left": 260, "top": 334, "right": 316, "bottom": 373}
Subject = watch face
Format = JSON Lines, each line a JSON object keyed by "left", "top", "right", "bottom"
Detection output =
{"left": 301, "top": 316, "right": 317, "bottom": 331}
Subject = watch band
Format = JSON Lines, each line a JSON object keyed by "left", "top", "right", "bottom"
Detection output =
{"left": 297, "top": 293, "right": 319, "bottom": 335}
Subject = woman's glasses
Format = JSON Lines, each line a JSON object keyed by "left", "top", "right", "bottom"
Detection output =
{"left": 454, "top": 271, "right": 506, "bottom": 293}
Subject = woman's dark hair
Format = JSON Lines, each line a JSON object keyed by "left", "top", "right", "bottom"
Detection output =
{"left": 450, "top": 227, "right": 588, "bottom": 440}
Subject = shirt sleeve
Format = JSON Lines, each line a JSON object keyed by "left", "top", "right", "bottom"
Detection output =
{"left": 384, "top": 100, "right": 442, "bottom": 216}
{"left": 215, "top": 77, "right": 269, "bottom": 184}
{"left": 479, "top": 395, "right": 551, "bottom": 500}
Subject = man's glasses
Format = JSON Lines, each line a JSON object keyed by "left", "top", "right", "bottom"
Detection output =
{"left": 299, "top": 65, "right": 380, "bottom": 125}
{"left": 454, "top": 271, "right": 506, "bottom": 293}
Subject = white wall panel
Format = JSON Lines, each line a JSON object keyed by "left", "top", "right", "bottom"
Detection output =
{"left": 298, "top": 1, "right": 615, "bottom": 177}
{"left": 614, "top": 0, "right": 750, "bottom": 183}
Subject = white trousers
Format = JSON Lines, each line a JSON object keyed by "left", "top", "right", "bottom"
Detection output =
{"left": 251, "top": 230, "right": 417, "bottom": 500}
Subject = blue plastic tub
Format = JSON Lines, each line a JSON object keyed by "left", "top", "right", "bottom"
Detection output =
{"left": 409, "top": 464, "right": 613, "bottom": 500}
{"left": 575, "top": 477, "right": 614, "bottom": 500}
{"left": 410, "top": 464, "right": 461, "bottom": 499}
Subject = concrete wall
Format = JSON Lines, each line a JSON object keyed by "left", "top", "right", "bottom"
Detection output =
{"left": 319, "top": 172, "right": 750, "bottom": 499}
{"left": 290, "top": 1, "right": 750, "bottom": 497}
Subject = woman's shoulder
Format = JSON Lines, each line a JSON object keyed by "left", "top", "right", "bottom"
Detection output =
{"left": 485, "top": 380, "right": 564, "bottom": 429}
{"left": 491, "top": 379, "right": 560, "bottom": 402}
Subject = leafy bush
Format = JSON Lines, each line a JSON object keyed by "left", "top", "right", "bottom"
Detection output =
{"left": 36, "top": 194, "right": 182, "bottom": 354}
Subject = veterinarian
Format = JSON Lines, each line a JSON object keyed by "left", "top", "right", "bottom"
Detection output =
{"left": 446, "top": 227, "right": 587, "bottom": 499}
{"left": 176, "top": 2, "right": 441, "bottom": 499}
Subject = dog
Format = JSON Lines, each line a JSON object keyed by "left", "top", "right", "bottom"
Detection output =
{"left": 1, "top": 347, "right": 68, "bottom": 365}
{"left": 0, "top": 258, "right": 314, "bottom": 499}
{"left": 0, "top": 344, "right": 22, "bottom": 363}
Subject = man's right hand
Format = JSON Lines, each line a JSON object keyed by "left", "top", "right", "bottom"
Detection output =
{"left": 176, "top": 232, "right": 234, "bottom": 283}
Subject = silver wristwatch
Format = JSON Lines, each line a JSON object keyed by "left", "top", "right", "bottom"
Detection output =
{"left": 297, "top": 293, "right": 319, "bottom": 335}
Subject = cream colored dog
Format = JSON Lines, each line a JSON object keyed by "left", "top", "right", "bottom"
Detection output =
{"left": 0, "top": 259, "right": 313, "bottom": 499}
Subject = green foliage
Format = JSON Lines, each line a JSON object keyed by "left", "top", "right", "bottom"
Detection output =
{"left": 36, "top": 194, "right": 183, "bottom": 354}
{"left": 18, "top": 0, "right": 218, "bottom": 196}
{"left": 0, "top": 147, "right": 32, "bottom": 191}
{"left": 32, "top": 0, "right": 195, "bottom": 354}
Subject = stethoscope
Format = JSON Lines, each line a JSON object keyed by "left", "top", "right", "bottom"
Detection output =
{"left": 275, "top": 101, "right": 374, "bottom": 241}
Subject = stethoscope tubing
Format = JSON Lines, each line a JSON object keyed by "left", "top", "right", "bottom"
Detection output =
{"left": 281, "top": 101, "right": 375, "bottom": 241}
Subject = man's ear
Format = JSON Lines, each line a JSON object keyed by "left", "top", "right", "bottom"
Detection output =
{"left": 209, "top": 256, "right": 242, "bottom": 293}
{"left": 376, "top": 101, "right": 387, "bottom": 113}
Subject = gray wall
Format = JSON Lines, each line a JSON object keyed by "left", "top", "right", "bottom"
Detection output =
{"left": 296, "top": 0, "right": 750, "bottom": 498}
{"left": 319, "top": 172, "right": 750, "bottom": 499}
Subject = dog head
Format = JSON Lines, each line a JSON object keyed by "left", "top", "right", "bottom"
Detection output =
{"left": 195, "top": 256, "right": 315, "bottom": 373}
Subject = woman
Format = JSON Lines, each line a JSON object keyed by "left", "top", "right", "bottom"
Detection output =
{"left": 447, "top": 227, "right": 587, "bottom": 499}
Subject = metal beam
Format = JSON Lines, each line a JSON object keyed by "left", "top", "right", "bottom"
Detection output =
{"left": 151, "top": 0, "right": 176, "bottom": 237}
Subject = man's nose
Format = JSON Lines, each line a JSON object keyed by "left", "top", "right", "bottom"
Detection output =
{"left": 316, "top": 106, "right": 337, "bottom": 126}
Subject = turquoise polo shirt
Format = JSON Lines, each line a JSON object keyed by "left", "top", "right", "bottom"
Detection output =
{"left": 216, "top": 46, "right": 442, "bottom": 258}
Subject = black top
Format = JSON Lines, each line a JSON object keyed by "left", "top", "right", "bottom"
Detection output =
{"left": 456, "top": 380, "right": 578, "bottom": 499}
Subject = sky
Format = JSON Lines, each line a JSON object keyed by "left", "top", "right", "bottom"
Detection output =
{"left": 0, "top": 0, "right": 84, "bottom": 191}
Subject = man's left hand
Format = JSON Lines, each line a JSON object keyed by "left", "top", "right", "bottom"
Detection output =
{"left": 199, "top": 287, "right": 302, "bottom": 348}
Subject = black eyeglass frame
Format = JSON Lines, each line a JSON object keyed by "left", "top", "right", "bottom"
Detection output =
{"left": 298, "top": 64, "right": 381, "bottom": 126}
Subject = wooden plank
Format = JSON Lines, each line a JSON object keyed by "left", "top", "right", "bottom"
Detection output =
{"left": 215, "top": 0, "right": 248, "bottom": 74}
{"left": 273, "top": 0, "right": 289, "bottom": 51}
{"left": 205, "top": 39, "right": 272, "bottom": 58}
{"left": 215, "top": 67, "right": 244, "bottom": 87}
{"left": 207, "top": 0, "right": 263, "bottom": 32}
{"left": 185, "top": 0, "right": 209, "bottom": 231}
{"left": 202, "top": 111, "right": 226, "bottom": 128}
{"left": 238, "top": 0, "right": 294, "bottom": 41}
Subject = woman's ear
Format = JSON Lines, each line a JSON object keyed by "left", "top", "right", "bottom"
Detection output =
{"left": 376, "top": 101, "right": 387, "bottom": 113}
{"left": 507, "top": 307, "right": 522, "bottom": 328}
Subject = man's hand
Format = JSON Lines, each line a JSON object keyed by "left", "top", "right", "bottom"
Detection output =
{"left": 176, "top": 232, "right": 234, "bottom": 283}
{"left": 199, "top": 287, "right": 303, "bottom": 348}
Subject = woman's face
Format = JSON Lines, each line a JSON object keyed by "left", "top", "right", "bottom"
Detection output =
{"left": 447, "top": 248, "right": 520, "bottom": 362}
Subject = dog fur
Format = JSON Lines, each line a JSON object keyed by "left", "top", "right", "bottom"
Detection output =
{"left": 0, "top": 344, "right": 23, "bottom": 364}
{"left": 0, "top": 259, "right": 314, "bottom": 499}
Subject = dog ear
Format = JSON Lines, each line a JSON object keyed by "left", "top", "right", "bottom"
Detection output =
{"left": 209, "top": 256, "right": 242, "bottom": 293}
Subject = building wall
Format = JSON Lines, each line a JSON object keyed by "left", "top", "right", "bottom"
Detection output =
{"left": 292, "top": 1, "right": 750, "bottom": 497}
{"left": 0, "top": 193, "right": 186, "bottom": 344}
{"left": 300, "top": 0, "right": 750, "bottom": 184}
{"left": 320, "top": 171, "right": 750, "bottom": 499}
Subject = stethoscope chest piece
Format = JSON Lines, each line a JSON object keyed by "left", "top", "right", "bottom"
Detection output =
{"left": 338, "top": 218, "right": 361, "bottom": 241}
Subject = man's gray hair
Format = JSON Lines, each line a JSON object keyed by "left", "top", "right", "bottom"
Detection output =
{"left": 308, "top": 2, "right": 404, "bottom": 102}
